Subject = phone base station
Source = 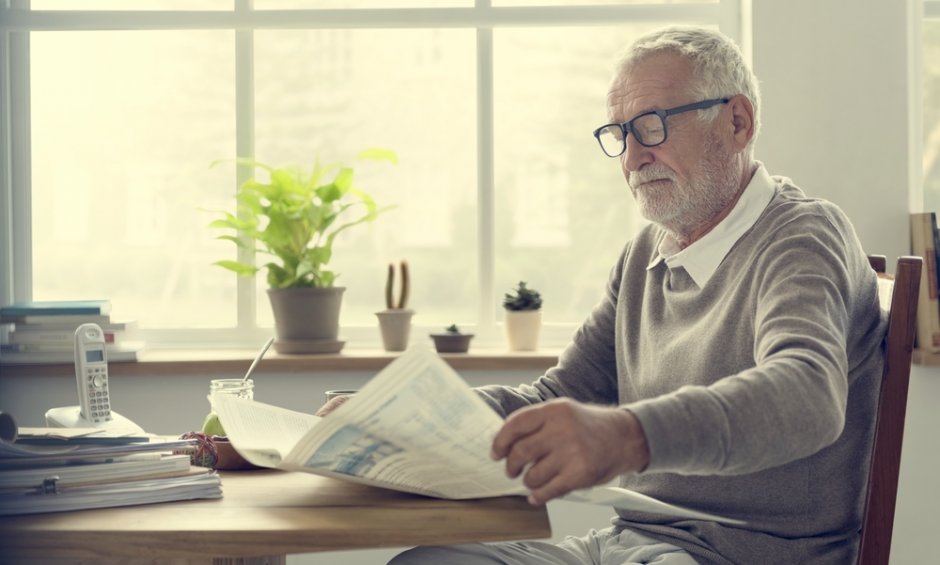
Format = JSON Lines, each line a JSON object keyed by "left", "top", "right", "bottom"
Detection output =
{"left": 45, "top": 406, "right": 145, "bottom": 434}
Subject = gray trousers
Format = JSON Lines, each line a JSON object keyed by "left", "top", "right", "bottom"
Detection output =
{"left": 388, "top": 527, "right": 699, "bottom": 565}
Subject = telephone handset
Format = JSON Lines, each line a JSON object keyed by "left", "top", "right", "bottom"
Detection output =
{"left": 75, "top": 322, "right": 112, "bottom": 423}
{"left": 45, "top": 323, "right": 144, "bottom": 433}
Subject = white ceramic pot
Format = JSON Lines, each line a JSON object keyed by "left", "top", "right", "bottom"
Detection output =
{"left": 504, "top": 309, "right": 542, "bottom": 351}
{"left": 375, "top": 309, "right": 415, "bottom": 352}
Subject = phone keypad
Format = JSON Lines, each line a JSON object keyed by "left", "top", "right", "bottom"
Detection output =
{"left": 84, "top": 367, "right": 111, "bottom": 422}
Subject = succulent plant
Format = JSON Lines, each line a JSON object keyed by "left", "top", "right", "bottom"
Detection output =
{"left": 502, "top": 281, "right": 543, "bottom": 311}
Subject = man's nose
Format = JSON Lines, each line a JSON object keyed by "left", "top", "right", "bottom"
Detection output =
{"left": 622, "top": 134, "right": 653, "bottom": 172}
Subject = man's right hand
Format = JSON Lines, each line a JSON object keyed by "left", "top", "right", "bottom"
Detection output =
{"left": 315, "top": 395, "right": 351, "bottom": 417}
{"left": 490, "top": 398, "right": 650, "bottom": 505}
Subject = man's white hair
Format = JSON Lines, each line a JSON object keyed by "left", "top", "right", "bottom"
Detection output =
{"left": 615, "top": 26, "right": 762, "bottom": 152}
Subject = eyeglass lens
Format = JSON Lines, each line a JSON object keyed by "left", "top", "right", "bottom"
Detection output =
{"left": 596, "top": 113, "right": 666, "bottom": 157}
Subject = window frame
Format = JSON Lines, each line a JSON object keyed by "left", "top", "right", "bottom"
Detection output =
{"left": 0, "top": 0, "right": 743, "bottom": 350}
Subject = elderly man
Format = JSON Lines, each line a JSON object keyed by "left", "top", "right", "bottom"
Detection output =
{"left": 389, "top": 25, "right": 885, "bottom": 565}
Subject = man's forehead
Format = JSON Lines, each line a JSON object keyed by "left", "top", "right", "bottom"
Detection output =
{"left": 606, "top": 52, "right": 693, "bottom": 119}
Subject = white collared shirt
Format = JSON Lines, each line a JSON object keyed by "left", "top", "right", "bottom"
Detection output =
{"left": 646, "top": 163, "right": 776, "bottom": 288}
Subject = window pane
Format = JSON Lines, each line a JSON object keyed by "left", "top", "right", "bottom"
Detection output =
{"left": 32, "top": 0, "right": 231, "bottom": 9}
{"left": 254, "top": 29, "right": 477, "bottom": 329}
{"left": 257, "top": 1, "right": 469, "bottom": 8}
{"left": 30, "top": 31, "right": 237, "bottom": 328}
{"left": 925, "top": 20, "right": 940, "bottom": 212}
{"left": 493, "top": 25, "right": 669, "bottom": 324}
{"left": 493, "top": 0, "right": 714, "bottom": 5}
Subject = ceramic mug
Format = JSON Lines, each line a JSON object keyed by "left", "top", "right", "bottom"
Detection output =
{"left": 324, "top": 389, "right": 358, "bottom": 402}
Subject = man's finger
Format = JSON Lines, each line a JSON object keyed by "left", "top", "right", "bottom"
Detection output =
{"left": 504, "top": 434, "right": 552, "bottom": 479}
{"left": 314, "top": 395, "right": 349, "bottom": 417}
{"left": 490, "top": 405, "right": 547, "bottom": 460}
{"left": 527, "top": 472, "right": 579, "bottom": 506}
{"left": 519, "top": 449, "right": 565, "bottom": 491}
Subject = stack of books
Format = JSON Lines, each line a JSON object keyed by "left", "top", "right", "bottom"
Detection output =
{"left": 0, "top": 428, "right": 221, "bottom": 516}
{"left": 0, "top": 300, "right": 142, "bottom": 364}
{"left": 910, "top": 213, "right": 940, "bottom": 354}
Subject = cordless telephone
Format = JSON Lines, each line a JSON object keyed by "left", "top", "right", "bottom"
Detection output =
{"left": 74, "top": 323, "right": 112, "bottom": 423}
{"left": 45, "top": 323, "right": 144, "bottom": 433}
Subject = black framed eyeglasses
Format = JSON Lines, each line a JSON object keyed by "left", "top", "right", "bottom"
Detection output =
{"left": 592, "top": 98, "right": 731, "bottom": 158}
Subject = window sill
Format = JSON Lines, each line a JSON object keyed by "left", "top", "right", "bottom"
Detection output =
{"left": 0, "top": 348, "right": 561, "bottom": 378}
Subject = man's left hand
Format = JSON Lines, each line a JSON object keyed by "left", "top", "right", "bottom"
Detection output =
{"left": 490, "top": 398, "right": 650, "bottom": 505}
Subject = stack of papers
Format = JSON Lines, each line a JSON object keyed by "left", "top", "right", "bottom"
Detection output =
{"left": 0, "top": 431, "right": 221, "bottom": 516}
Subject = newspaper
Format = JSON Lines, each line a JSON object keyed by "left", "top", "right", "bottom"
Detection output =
{"left": 210, "top": 345, "right": 741, "bottom": 524}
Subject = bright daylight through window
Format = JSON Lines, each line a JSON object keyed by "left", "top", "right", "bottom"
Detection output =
{"left": 4, "top": 0, "right": 731, "bottom": 349}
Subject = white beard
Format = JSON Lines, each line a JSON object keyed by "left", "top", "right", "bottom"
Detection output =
{"left": 629, "top": 133, "right": 743, "bottom": 240}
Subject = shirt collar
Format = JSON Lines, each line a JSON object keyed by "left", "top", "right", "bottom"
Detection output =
{"left": 646, "top": 163, "right": 776, "bottom": 288}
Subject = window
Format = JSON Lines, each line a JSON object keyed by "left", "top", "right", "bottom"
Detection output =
{"left": 1, "top": 1, "right": 737, "bottom": 349}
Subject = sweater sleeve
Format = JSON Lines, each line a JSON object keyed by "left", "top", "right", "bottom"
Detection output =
{"left": 627, "top": 208, "right": 881, "bottom": 475}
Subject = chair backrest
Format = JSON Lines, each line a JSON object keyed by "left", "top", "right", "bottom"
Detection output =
{"left": 857, "top": 255, "right": 922, "bottom": 565}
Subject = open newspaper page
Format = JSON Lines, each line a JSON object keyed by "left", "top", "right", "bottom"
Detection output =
{"left": 212, "top": 345, "right": 525, "bottom": 499}
{"left": 211, "top": 346, "right": 742, "bottom": 524}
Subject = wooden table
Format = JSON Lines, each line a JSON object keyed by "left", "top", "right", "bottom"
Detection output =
{"left": 0, "top": 469, "right": 552, "bottom": 564}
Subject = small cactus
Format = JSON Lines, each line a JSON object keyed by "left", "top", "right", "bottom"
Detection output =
{"left": 385, "top": 260, "right": 410, "bottom": 310}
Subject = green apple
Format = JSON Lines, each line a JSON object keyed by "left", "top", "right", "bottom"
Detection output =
{"left": 201, "top": 413, "right": 226, "bottom": 437}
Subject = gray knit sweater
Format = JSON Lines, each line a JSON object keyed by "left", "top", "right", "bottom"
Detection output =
{"left": 478, "top": 178, "right": 886, "bottom": 564}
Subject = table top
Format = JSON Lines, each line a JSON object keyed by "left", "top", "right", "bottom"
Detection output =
{"left": 0, "top": 469, "right": 552, "bottom": 561}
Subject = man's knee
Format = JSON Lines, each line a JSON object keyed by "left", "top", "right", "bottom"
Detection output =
{"left": 388, "top": 544, "right": 501, "bottom": 565}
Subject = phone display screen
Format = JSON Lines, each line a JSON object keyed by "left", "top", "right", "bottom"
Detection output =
{"left": 85, "top": 349, "right": 104, "bottom": 363}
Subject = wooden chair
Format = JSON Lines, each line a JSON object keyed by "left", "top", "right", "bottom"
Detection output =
{"left": 856, "top": 255, "right": 922, "bottom": 565}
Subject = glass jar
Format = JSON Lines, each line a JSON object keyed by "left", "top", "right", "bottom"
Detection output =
{"left": 202, "top": 378, "right": 254, "bottom": 436}
{"left": 209, "top": 378, "right": 254, "bottom": 400}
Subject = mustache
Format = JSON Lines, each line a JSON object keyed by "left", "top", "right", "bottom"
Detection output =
{"left": 628, "top": 167, "right": 676, "bottom": 189}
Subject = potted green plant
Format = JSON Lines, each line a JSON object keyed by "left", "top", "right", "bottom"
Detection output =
{"left": 430, "top": 324, "right": 474, "bottom": 353}
{"left": 210, "top": 149, "right": 396, "bottom": 354}
{"left": 502, "top": 281, "right": 543, "bottom": 351}
{"left": 375, "top": 260, "right": 414, "bottom": 352}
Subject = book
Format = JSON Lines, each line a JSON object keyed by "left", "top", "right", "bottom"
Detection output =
{"left": 910, "top": 213, "right": 940, "bottom": 352}
{"left": 0, "top": 300, "right": 111, "bottom": 318}
{"left": 0, "top": 345, "right": 142, "bottom": 365}
{"left": 9, "top": 328, "right": 131, "bottom": 347}
{"left": 3, "top": 340, "right": 144, "bottom": 353}
{"left": 211, "top": 345, "right": 742, "bottom": 525}
{"left": 0, "top": 437, "right": 195, "bottom": 468}
{"left": 0, "top": 467, "right": 221, "bottom": 516}
{"left": 932, "top": 222, "right": 940, "bottom": 294}
{"left": 0, "top": 314, "right": 114, "bottom": 326}
{"left": 13, "top": 427, "right": 151, "bottom": 446}
{"left": 0, "top": 454, "right": 193, "bottom": 489}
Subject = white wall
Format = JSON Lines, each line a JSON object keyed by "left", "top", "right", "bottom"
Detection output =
{"left": 752, "top": 0, "right": 935, "bottom": 562}
{"left": 752, "top": 0, "right": 912, "bottom": 262}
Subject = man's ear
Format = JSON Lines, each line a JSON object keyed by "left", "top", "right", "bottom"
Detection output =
{"left": 727, "top": 94, "right": 755, "bottom": 151}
